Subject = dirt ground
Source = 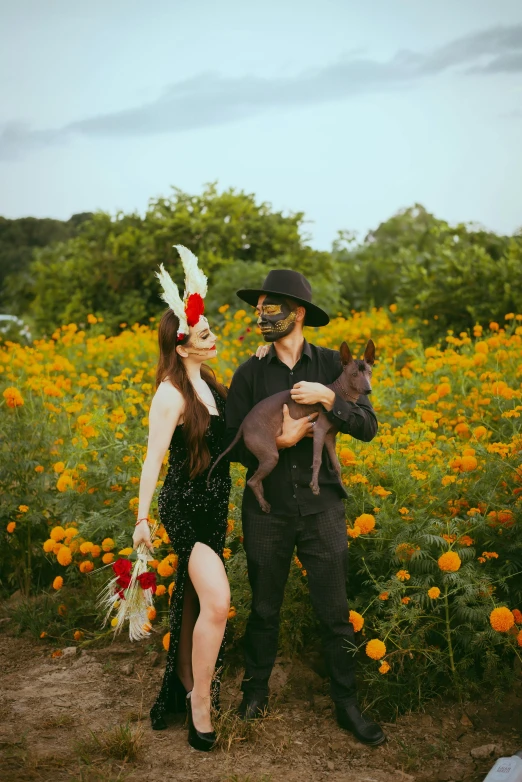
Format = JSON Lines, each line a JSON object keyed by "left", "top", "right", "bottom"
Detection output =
{"left": 0, "top": 619, "right": 521, "bottom": 782}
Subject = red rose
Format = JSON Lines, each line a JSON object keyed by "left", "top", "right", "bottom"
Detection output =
{"left": 137, "top": 571, "right": 157, "bottom": 594}
{"left": 112, "top": 558, "right": 132, "bottom": 578}
{"left": 116, "top": 573, "right": 131, "bottom": 591}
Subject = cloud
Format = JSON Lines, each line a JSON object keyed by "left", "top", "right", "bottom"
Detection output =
{"left": 2, "top": 23, "right": 522, "bottom": 159}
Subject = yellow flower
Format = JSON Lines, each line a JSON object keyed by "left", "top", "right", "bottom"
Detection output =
{"left": 354, "top": 513, "right": 375, "bottom": 534}
{"left": 349, "top": 610, "right": 364, "bottom": 632}
{"left": 53, "top": 461, "right": 65, "bottom": 474}
{"left": 118, "top": 547, "right": 133, "bottom": 556}
{"left": 489, "top": 607, "right": 515, "bottom": 633}
{"left": 162, "top": 632, "right": 170, "bottom": 651}
{"left": 6, "top": 521, "right": 16, "bottom": 533}
{"left": 18, "top": 505, "right": 29, "bottom": 513}
{"left": 111, "top": 617, "right": 119, "bottom": 627}
{"left": 366, "top": 639, "right": 386, "bottom": 660}
{"left": 53, "top": 576, "right": 63, "bottom": 590}
{"left": 379, "top": 661, "right": 391, "bottom": 674}
{"left": 438, "top": 551, "right": 461, "bottom": 572}
{"left": 428, "top": 587, "right": 441, "bottom": 599}
{"left": 396, "top": 569, "right": 410, "bottom": 582}
{"left": 57, "top": 546, "right": 72, "bottom": 566}
{"left": 56, "top": 474, "right": 73, "bottom": 492}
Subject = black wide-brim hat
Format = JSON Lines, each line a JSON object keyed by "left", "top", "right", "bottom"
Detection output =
{"left": 236, "top": 269, "right": 329, "bottom": 327}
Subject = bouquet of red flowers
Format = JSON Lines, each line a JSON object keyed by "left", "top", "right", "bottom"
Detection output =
{"left": 98, "top": 523, "right": 158, "bottom": 640}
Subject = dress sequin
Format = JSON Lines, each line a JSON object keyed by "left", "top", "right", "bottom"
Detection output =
{"left": 150, "top": 386, "right": 231, "bottom": 722}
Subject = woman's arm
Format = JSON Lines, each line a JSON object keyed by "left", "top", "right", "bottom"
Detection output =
{"left": 132, "top": 383, "right": 184, "bottom": 549}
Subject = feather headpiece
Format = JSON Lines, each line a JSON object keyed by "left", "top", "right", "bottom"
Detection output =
{"left": 155, "top": 245, "right": 208, "bottom": 340}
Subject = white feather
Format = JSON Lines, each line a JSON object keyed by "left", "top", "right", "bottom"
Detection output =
{"left": 155, "top": 263, "right": 189, "bottom": 334}
{"left": 174, "top": 245, "right": 208, "bottom": 300}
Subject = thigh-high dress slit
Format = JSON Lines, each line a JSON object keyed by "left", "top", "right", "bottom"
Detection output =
{"left": 150, "top": 387, "right": 231, "bottom": 726}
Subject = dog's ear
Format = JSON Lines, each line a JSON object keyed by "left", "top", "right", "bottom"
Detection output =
{"left": 340, "top": 341, "right": 353, "bottom": 366}
{"left": 363, "top": 339, "right": 375, "bottom": 366}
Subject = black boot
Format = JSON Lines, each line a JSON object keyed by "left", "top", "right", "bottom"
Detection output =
{"left": 237, "top": 694, "right": 269, "bottom": 721}
{"left": 335, "top": 703, "right": 385, "bottom": 746}
{"left": 186, "top": 692, "right": 216, "bottom": 752}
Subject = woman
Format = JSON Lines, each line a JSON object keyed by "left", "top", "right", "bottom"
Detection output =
{"left": 132, "top": 248, "right": 232, "bottom": 751}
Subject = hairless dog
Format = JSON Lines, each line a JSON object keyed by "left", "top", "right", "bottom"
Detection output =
{"left": 208, "top": 340, "right": 375, "bottom": 513}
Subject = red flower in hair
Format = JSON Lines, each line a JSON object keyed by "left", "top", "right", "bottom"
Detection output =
{"left": 137, "top": 571, "right": 157, "bottom": 593}
{"left": 185, "top": 293, "right": 205, "bottom": 327}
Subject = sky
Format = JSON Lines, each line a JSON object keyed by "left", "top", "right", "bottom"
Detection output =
{"left": 1, "top": 0, "right": 521, "bottom": 249}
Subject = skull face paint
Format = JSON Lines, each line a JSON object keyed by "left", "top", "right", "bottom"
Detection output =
{"left": 257, "top": 295, "right": 298, "bottom": 342}
{"left": 183, "top": 317, "right": 218, "bottom": 357}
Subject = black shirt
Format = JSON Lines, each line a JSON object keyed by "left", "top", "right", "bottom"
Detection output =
{"left": 225, "top": 339, "right": 378, "bottom": 517}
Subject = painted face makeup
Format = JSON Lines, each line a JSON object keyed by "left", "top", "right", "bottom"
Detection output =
{"left": 257, "top": 296, "right": 297, "bottom": 342}
{"left": 184, "top": 317, "right": 218, "bottom": 357}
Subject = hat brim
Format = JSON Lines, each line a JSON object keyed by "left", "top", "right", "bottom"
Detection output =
{"left": 236, "top": 288, "right": 330, "bottom": 327}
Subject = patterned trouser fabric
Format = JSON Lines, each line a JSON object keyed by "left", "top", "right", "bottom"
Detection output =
{"left": 241, "top": 502, "right": 357, "bottom": 706}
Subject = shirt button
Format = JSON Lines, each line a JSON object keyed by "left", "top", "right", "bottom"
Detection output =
{"left": 293, "top": 465, "right": 297, "bottom": 469}
{"left": 292, "top": 494, "right": 296, "bottom": 499}
{"left": 337, "top": 410, "right": 342, "bottom": 414}
{"left": 290, "top": 371, "right": 293, "bottom": 375}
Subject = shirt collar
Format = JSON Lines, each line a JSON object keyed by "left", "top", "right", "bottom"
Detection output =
{"left": 267, "top": 339, "right": 312, "bottom": 364}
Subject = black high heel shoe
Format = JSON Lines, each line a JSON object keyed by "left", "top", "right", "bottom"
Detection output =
{"left": 150, "top": 673, "right": 188, "bottom": 730}
{"left": 186, "top": 692, "right": 216, "bottom": 752}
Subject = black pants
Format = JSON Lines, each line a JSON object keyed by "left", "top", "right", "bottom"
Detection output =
{"left": 241, "top": 502, "right": 357, "bottom": 706}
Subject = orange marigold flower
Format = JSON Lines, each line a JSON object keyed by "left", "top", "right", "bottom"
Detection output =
{"left": 147, "top": 606, "right": 157, "bottom": 621}
{"left": 226, "top": 518, "right": 235, "bottom": 535}
{"left": 79, "top": 560, "right": 94, "bottom": 573}
{"left": 6, "top": 521, "right": 16, "bottom": 533}
{"left": 56, "top": 474, "right": 73, "bottom": 492}
{"left": 57, "top": 604, "right": 67, "bottom": 616}
{"left": 438, "top": 551, "right": 461, "bottom": 572}
{"left": 354, "top": 513, "right": 376, "bottom": 534}
{"left": 3, "top": 387, "right": 24, "bottom": 407}
{"left": 18, "top": 505, "right": 29, "bottom": 513}
{"left": 73, "top": 630, "right": 83, "bottom": 641}
{"left": 379, "top": 661, "right": 391, "bottom": 674}
{"left": 347, "top": 525, "right": 361, "bottom": 539}
{"left": 428, "top": 587, "right": 441, "bottom": 599}
{"left": 53, "top": 461, "right": 65, "bottom": 474}
{"left": 162, "top": 632, "right": 170, "bottom": 651}
{"left": 35, "top": 465, "right": 44, "bottom": 473}
{"left": 512, "top": 609, "right": 522, "bottom": 624}
{"left": 461, "top": 455, "right": 478, "bottom": 472}
{"left": 40, "top": 631, "right": 47, "bottom": 639}
{"left": 490, "top": 607, "right": 515, "bottom": 632}
{"left": 228, "top": 606, "right": 237, "bottom": 619}
{"left": 223, "top": 547, "right": 232, "bottom": 559}
{"left": 401, "top": 597, "right": 411, "bottom": 605}
{"left": 102, "top": 552, "right": 114, "bottom": 564}
{"left": 349, "top": 610, "right": 364, "bottom": 632}
{"left": 518, "top": 630, "right": 522, "bottom": 648}
{"left": 101, "top": 537, "right": 115, "bottom": 552}
{"left": 50, "top": 526, "right": 66, "bottom": 542}
{"left": 168, "top": 581, "right": 175, "bottom": 596}
{"left": 53, "top": 576, "right": 63, "bottom": 590}
{"left": 51, "top": 649, "right": 63, "bottom": 658}
{"left": 43, "top": 538, "right": 55, "bottom": 552}
{"left": 157, "top": 559, "right": 174, "bottom": 578}
{"left": 379, "top": 592, "right": 389, "bottom": 601}
{"left": 56, "top": 546, "right": 72, "bottom": 566}
{"left": 155, "top": 585, "right": 167, "bottom": 597}
{"left": 396, "top": 569, "right": 410, "bottom": 582}
{"left": 366, "top": 639, "right": 386, "bottom": 660}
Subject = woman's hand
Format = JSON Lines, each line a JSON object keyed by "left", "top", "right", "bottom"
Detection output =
{"left": 254, "top": 343, "right": 270, "bottom": 359}
{"left": 132, "top": 520, "right": 154, "bottom": 551}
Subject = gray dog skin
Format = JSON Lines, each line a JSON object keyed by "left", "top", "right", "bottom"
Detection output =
{"left": 209, "top": 340, "right": 375, "bottom": 513}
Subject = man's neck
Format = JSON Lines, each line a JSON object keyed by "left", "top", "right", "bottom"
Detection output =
{"left": 273, "top": 331, "right": 305, "bottom": 369}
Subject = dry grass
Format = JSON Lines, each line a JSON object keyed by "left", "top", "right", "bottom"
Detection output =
{"left": 74, "top": 722, "right": 144, "bottom": 763}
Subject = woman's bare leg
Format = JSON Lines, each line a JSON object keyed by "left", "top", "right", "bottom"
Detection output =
{"left": 187, "top": 542, "right": 230, "bottom": 733}
{"left": 175, "top": 577, "right": 198, "bottom": 692}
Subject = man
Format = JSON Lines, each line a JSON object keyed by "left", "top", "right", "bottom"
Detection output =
{"left": 225, "top": 269, "right": 385, "bottom": 746}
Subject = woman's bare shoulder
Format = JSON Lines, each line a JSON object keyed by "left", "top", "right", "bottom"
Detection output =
{"left": 152, "top": 379, "right": 185, "bottom": 412}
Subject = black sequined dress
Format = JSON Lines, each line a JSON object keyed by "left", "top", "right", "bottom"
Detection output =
{"left": 150, "top": 386, "right": 231, "bottom": 724}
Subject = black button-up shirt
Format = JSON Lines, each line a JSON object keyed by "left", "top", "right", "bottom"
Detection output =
{"left": 225, "top": 339, "right": 378, "bottom": 517}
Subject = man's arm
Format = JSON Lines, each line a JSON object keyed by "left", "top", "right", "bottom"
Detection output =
{"left": 323, "top": 392, "right": 378, "bottom": 442}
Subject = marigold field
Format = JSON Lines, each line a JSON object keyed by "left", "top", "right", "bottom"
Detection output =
{"left": 2, "top": 306, "right": 522, "bottom": 711}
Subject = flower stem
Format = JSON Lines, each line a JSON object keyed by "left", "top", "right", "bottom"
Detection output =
{"left": 444, "top": 582, "right": 455, "bottom": 675}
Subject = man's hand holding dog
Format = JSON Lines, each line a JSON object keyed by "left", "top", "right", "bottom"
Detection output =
{"left": 276, "top": 404, "right": 318, "bottom": 449}
{"left": 290, "top": 381, "right": 341, "bottom": 409}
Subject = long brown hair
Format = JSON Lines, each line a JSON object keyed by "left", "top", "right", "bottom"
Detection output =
{"left": 155, "top": 309, "right": 227, "bottom": 479}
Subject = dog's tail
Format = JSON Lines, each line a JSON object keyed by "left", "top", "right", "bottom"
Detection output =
{"left": 206, "top": 425, "right": 244, "bottom": 486}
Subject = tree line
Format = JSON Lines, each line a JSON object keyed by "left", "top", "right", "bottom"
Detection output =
{"left": 1, "top": 183, "right": 521, "bottom": 342}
